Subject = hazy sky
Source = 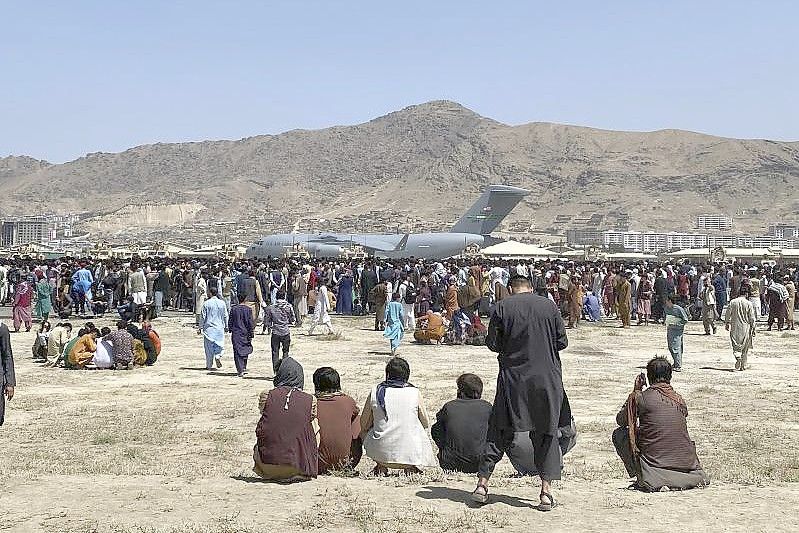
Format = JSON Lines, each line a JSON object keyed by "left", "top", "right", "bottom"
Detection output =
{"left": 3, "top": 1, "right": 797, "bottom": 163}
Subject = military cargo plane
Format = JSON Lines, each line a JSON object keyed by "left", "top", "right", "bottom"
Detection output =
{"left": 244, "top": 185, "right": 529, "bottom": 259}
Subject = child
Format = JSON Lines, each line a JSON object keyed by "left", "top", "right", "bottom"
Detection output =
{"left": 352, "top": 298, "right": 364, "bottom": 316}
{"left": 32, "top": 321, "right": 51, "bottom": 362}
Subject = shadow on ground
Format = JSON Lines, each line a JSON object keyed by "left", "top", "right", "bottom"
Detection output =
{"left": 415, "top": 486, "right": 536, "bottom": 509}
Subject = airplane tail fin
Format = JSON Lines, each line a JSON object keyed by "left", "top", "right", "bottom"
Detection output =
{"left": 393, "top": 234, "right": 410, "bottom": 252}
{"left": 449, "top": 185, "right": 529, "bottom": 235}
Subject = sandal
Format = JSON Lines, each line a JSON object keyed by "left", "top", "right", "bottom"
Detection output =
{"left": 471, "top": 485, "right": 489, "bottom": 504}
{"left": 538, "top": 492, "right": 557, "bottom": 511}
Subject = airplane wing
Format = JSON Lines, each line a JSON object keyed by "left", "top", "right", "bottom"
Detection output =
{"left": 311, "top": 234, "right": 348, "bottom": 244}
{"left": 353, "top": 234, "right": 409, "bottom": 253}
{"left": 306, "top": 234, "right": 408, "bottom": 253}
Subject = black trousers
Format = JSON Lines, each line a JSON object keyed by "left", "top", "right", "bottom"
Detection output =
{"left": 270, "top": 333, "right": 291, "bottom": 372}
{"left": 233, "top": 349, "right": 249, "bottom": 375}
{"left": 478, "top": 427, "right": 562, "bottom": 481}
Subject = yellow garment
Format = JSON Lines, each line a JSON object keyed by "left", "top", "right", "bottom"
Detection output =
{"left": 132, "top": 339, "right": 147, "bottom": 366}
{"left": 68, "top": 334, "right": 96, "bottom": 369}
{"left": 617, "top": 279, "right": 632, "bottom": 326}
{"left": 414, "top": 326, "right": 445, "bottom": 343}
{"left": 444, "top": 286, "right": 459, "bottom": 319}
{"left": 414, "top": 314, "right": 446, "bottom": 342}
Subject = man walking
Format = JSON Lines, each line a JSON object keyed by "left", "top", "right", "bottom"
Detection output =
{"left": 664, "top": 294, "right": 690, "bottom": 372}
{"left": 199, "top": 287, "right": 229, "bottom": 371}
{"left": 290, "top": 269, "right": 307, "bottom": 328}
{"left": 747, "top": 270, "right": 762, "bottom": 321}
{"left": 264, "top": 290, "right": 296, "bottom": 372}
{"left": 725, "top": 286, "right": 756, "bottom": 371}
{"left": 616, "top": 272, "right": 632, "bottom": 328}
{"left": 127, "top": 264, "right": 147, "bottom": 306}
{"left": 473, "top": 275, "right": 570, "bottom": 511}
{"left": 712, "top": 269, "right": 728, "bottom": 319}
{"left": 153, "top": 265, "right": 171, "bottom": 318}
{"left": 700, "top": 277, "right": 717, "bottom": 335}
{"left": 397, "top": 276, "right": 417, "bottom": 332}
{"left": 228, "top": 293, "right": 254, "bottom": 377}
{"left": 785, "top": 275, "right": 796, "bottom": 331}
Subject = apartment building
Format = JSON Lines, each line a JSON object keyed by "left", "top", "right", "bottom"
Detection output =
{"left": 696, "top": 214, "right": 733, "bottom": 231}
{"left": 601, "top": 231, "right": 708, "bottom": 253}
{"left": 1, "top": 217, "right": 51, "bottom": 246}
{"left": 768, "top": 224, "right": 799, "bottom": 239}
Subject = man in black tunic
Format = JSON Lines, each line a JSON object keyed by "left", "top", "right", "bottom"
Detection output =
{"left": 0, "top": 322, "right": 15, "bottom": 427}
{"left": 473, "top": 275, "right": 570, "bottom": 511}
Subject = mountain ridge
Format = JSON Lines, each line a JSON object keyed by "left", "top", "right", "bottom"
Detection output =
{"left": 3, "top": 100, "right": 799, "bottom": 238}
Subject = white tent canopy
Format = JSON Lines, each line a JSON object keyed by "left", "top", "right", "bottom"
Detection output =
{"left": 481, "top": 240, "right": 557, "bottom": 258}
{"left": 667, "top": 247, "right": 775, "bottom": 259}
{"left": 604, "top": 252, "right": 658, "bottom": 261}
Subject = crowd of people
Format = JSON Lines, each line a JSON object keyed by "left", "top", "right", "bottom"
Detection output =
{"left": 3, "top": 252, "right": 795, "bottom": 508}
{"left": 251, "top": 276, "right": 710, "bottom": 510}
{"left": 1, "top": 255, "right": 793, "bottom": 377}
{"left": 29, "top": 318, "right": 162, "bottom": 370}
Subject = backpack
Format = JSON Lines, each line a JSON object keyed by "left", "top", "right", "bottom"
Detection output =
{"left": 403, "top": 284, "right": 417, "bottom": 305}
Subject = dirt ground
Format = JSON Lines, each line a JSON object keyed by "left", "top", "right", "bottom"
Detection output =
{"left": 1, "top": 309, "right": 798, "bottom": 533}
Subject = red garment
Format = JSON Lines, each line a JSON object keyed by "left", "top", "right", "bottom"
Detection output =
{"left": 148, "top": 330, "right": 161, "bottom": 355}
{"left": 255, "top": 387, "right": 318, "bottom": 478}
{"left": 677, "top": 274, "right": 690, "bottom": 297}
{"left": 472, "top": 314, "right": 487, "bottom": 334}
{"left": 13, "top": 282, "right": 32, "bottom": 307}
{"left": 316, "top": 393, "right": 362, "bottom": 474}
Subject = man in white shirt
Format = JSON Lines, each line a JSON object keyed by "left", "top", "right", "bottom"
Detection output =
{"left": 397, "top": 277, "right": 417, "bottom": 331}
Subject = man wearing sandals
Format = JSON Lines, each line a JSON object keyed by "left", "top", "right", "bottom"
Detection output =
{"left": 473, "top": 275, "right": 570, "bottom": 511}
{"left": 612, "top": 357, "right": 710, "bottom": 492}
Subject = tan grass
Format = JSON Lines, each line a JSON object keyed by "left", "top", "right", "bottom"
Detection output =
{"left": 4, "top": 314, "right": 799, "bottom": 532}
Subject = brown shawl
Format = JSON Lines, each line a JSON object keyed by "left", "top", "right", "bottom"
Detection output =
{"left": 626, "top": 383, "right": 686, "bottom": 456}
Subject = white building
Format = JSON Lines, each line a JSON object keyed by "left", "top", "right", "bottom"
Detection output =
{"left": 768, "top": 224, "right": 799, "bottom": 239}
{"left": 603, "top": 231, "right": 708, "bottom": 253}
{"left": 696, "top": 214, "right": 733, "bottom": 231}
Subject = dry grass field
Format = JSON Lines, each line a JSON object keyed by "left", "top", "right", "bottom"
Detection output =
{"left": 2, "top": 310, "right": 798, "bottom": 533}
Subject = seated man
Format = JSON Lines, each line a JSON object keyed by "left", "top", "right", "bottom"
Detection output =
{"left": 253, "top": 357, "right": 319, "bottom": 482}
{"left": 45, "top": 322, "right": 72, "bottom": 367}
{"left": 313, "top": 367, "right": 362, "bottom": 474}
{"left": 431, "top": 374, "right": 492, "bottom": 473}
{"left": 142, "top": 321, "right": 162, "bottom": 363}
{"left": 463, "top": 313, "right": 488, "bottom": 346}
{"left": 127, "top": 322, "right": 158, "bottom": 366}
{"left": 413, "top": 310, "right": 446, "bottom": 344}
{"left": 117, "top": 296, "right": 137, "bottom": 322}
{"left": 612, "top": 357, "right": 710, "bottom": 492}
{"left": 66, "top": 328, "right": 100, "bottom": 369}
{"left": 450, "top": 308, "right": 472, "bottom": 344}
{"left": 361, "top": 357, "right": 436, "bottom": 475}
{"left": 583, "top": 290, "right": 601, "bottom": 322}
{"left": 91, "top": 292, "right": 109, "bottom": 317}
{"left": 92, "top": 327, "right": 114, "bottom": 369}
{"left": 104, "top": 320, "right": 135, "bottom": 370}
{"left": 32, "top": 321, "right": 51, "bottom": 362}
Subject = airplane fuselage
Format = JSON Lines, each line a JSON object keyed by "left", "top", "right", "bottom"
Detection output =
{"left": 245, "top": 184, "right": 530, "bottom": 260}
{"left": 245, "top": 232, "right": 484, "bottom": 259}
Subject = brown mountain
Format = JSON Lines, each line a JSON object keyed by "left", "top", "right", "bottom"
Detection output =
{"left": 4, "top": 100, "right": 799, "bottom": 236}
